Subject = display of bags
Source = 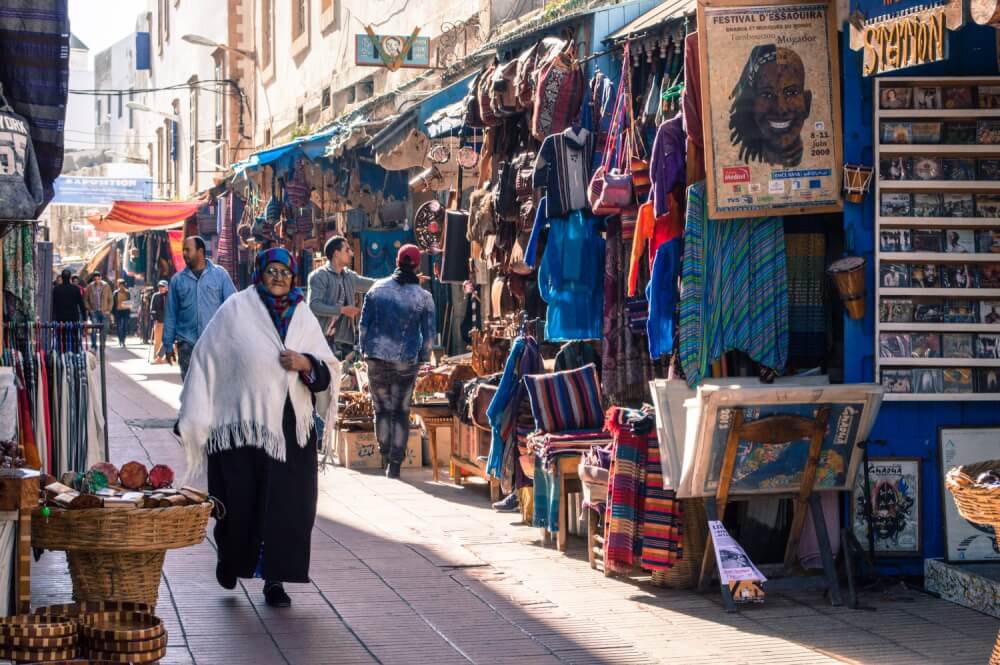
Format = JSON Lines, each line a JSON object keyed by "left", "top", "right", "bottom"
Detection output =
{"left": 531, "top": 46, "right": 583, "bottom": 142}
{"left": 587, "top": 43, "right": 638, "bottom": 216}
{"left": 478, "top": 62, "right": 502, "bottom": 127}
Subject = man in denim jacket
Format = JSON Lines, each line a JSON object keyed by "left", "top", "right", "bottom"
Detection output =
{"left": 359, "top": 245, "right": 436, "bottom": 478}
{"left": 160, "top": 236, "right": 237, "bottom": 379}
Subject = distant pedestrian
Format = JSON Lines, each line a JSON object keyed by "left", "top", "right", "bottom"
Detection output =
{"left": 84, "top": 271, "right": 112, "bottom": 346}
{"left": 178, "top": 248, "right": 339, "bottom": 608}
{"left": 160, "top": 235, "right": 236, "bottom": 379}
{"left": 359, "top": 244, "right": 435, "bottom": 479}
{"left": 150, "top": 280, "right": 168, "bottom": 363}
{"left": 51, "top": 268, "right": 86, "bottom": 323}
{"left": 307, "top": 235, "right": 374, "bottom": 361}
{"left": 112, "top": 279, "right": 132, "bottom": 348}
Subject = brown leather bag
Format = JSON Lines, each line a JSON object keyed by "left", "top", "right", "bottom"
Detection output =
{"left": 471, "top": 327, "right": 510, "bottom": 376}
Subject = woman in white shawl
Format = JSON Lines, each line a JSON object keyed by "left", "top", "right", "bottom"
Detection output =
{"left": 178, "top": 248, "right": 339, "bottom": 608}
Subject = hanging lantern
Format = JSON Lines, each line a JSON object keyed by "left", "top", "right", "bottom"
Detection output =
{"left": 843, "top": 164, "right": 874, "bottom": 204}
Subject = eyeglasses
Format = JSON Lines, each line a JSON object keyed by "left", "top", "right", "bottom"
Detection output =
{"left": 264, "top": 267, "right": 293, "bottom": 280}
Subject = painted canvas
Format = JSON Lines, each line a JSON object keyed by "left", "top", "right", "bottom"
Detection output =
{"left": 851, "top": 458, "right": 921, "bottom": 556}
{"left": 939, "top": 427, "right": 1000, "bottom": 562}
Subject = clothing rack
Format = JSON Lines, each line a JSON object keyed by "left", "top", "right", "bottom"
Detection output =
{"left": 2, "top": 322, "right": 109, "bottom": 464}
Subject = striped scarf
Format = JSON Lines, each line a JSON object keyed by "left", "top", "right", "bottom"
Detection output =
{"left": 679, "top": 182, "right": 788, "bottom": 386}
{"left": 604, "top": 407, "right": 646, "bottom": 575}
{"left": 640, "top": 433, "right": 683, "bottom": 570}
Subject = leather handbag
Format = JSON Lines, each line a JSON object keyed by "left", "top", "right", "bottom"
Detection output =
{"left": 379, "top": 198, "right": 407, "bottom": 226}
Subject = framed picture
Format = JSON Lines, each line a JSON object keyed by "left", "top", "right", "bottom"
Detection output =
{"left": 978, "top": 119, "right": 1000, "bottom": 145}
{"left": 942, "top": 193, "right": 974, "bottom": 218}
{"left": 942, "top": 333, "right": 974, "bottom": 358}
{"left": 881, "top": 122, "right": 913, "bottom": 144}
{"left": 912, "top": 157, "right": 943, "bottom": 180}
{"left": 943, "top": 368, "right": 973, "bottom": 393}
{"left": 881, "top": 192, "right": 912, "bottom": 217}
{"left": 942, "top": 86, "right": 974, "bottom": 110}
{"left": 977, "top": 194, "right": 1000, "bottom": 218}
{"left": 913, "top": 193, "right": 943, "bottom": 217}
{"left": 975, "top": 368, "right": 1000, "bottom": 392}
{"left": 975, "top": 333, "right": 1000, "bottom": 359}
{"left": 880, "top": 263, "right": 909, "bottom": 288}
{"left": 943, "top": 122, "right": 977, "bottom": 145}
{"left": 851, "top": 458, "right": 921, "bottom": 556}
{"left": 880, "top": 86, "right": 912, "bottom": 109}
{"left": 981, "top": 301, "right": 1000, "bottom": 324}
{"left": 910, "top": 264, "right": 939, "bottom": 288}
{"left": 914, "top": 87, "right": 942, "bottom": 110}
{"left": 697, "top": 0, "right": 842, "bottom": 219}
{"left": 979, "top": 86, "right": 1000, "bottom": 109}
{"left": 879, "top": 157, "right": 912, "bottom": 181}
{"left": 938, "top": 427, "right": 1000, "bottom": 562}
{"left": 944, "top": 229, "right": 975, "bottom": 253}
{"left": 942, "top": 158, "right": 975, "bottom": 181}
{"left": 880, "top": 229, "right": 912, "bottom": 252}
{"left": 913, "top": 368, "right": 942, "bottom": 393}
{"left": 880, "top": 369, "right": 913, "bottom": 393}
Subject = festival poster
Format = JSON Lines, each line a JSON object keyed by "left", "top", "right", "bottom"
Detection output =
{"left": 851, "top": 458, "right": 921, "bottom": 556}
{"left": 698, "top": 1, "right": 843, "bottom": 219}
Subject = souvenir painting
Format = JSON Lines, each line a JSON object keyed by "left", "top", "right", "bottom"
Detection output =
{"left": 975, "top": 368, "right": 1000, "bottom": 392}
{"left": 880, "top": 193, "right": 912, "bottom": 217}
{"left": 942, "top": 158, "right": 975, "bottom": 181}
{"left": 914, "top": 87, "right": 942, "bottom": 110}
{"left": 975, "top": 333, "right": 1000, "bottom": 359}
{"left": 942, "top": 333, "right": 974, "bottom": 358}
{"left": 880, "top": 298, "right": 914, "bottom": 322}
{"left": 879, "top": 333, "right": 910, "bottom": 358}
{"left": 879, "top": 263, "right": 909, "bottom": 288}
{"left": 942, "top": 86, "right": 974, "bottom": 109}
{"left": 851, "top": 458, "right": 921, "bottom": 556}
{"left": 913, "top": 193, "right": 943, "bottom": 217}
{"left": 942, "top": 193, "right": 974, "bottom": 218}
{"left": 880, "top": 86, "right": 912, "bottom": 109}
{"left": 697, "top": 0, "right": 842, "bottom": 218}
{"left": 943, "top": 368, "right": 973, "bottom": 393}
{"left": 879, "top": 157, "right": 912, "bottom": 181}
{"left": 913, "top": 368, "right": 943, "bottom": 393}
{"left": 944, "top": 229, "right": 975, "bottom": 253}
{"left": 880, "top": 229, "right": 912, "bottom": 252}
{"left": 939, "top": 427, "right": 1000, "bottom": 562}
{"left": 880, "top": 369, "right": 913, "bottom": 393}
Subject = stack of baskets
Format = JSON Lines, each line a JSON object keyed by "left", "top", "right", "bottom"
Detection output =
{"left": 944, "top": 459, "right": 1000, "bottom": 665}
{"left": 0, "top": 615, "right": 79, "bottom": 663}
{"left": 77, "top": 611, "right": 166, "bottom": 663}
{"left": 32, "top": 501, "right": 212, "bottom": 606}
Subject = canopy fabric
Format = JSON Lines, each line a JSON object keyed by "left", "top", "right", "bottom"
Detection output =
{"left": 83, "top": 239, "right": 115, "bottom": 275}
{"left": 88, "top": 200, "right": 201, "bottom": 233}
{"left": 605, "top": 0, "right": 695, "bottom": 42}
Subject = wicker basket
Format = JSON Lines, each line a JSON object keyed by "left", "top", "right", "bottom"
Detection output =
{"left": 650, "top": 498, "right": 708, "bottom": 590}
{"left": 32, "top": 503, "right": 212, "bottom": 606}
{"left": 945, "top": 460, "right": 1000, "bottom": 532}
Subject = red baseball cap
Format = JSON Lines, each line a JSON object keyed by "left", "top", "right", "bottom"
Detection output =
{"left": 397, "top": 244, "right": 421, "bottom": 269}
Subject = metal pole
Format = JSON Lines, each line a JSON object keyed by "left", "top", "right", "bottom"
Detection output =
{"left": 99, "top": 323, "right": 109, "bottom": 461}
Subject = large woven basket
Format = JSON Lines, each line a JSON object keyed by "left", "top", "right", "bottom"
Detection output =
{"left": 945, "top": 460, "right": 1000, "bottom": 531}
{"left": 651, "top": 498, "right": 708, "bottom": 590}
{"left": 32, "top": 503, "right": 212, "bottom": 606}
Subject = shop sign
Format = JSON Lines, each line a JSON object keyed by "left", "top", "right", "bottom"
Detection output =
{"left": 355, "top": 27, "right": 430, "bottom": 70}
{"left": 52, "top": 176, "right": 153, "bottom": 206}
{"left": 849, "top": 0, "right": 965, "bottom": 76}
{"left": 697, "top": 0, "right": 843, "bottom": 219}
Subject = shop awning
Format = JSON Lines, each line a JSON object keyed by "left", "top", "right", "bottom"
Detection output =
{"left": 424, "top": 100, "right": 467, "bottom": 139}
{"left": 83, "top": 239, "right": 115, "bottom": 275}
{"left": 605, "top": 0, "right": 695, "bottom": 42}
{"left": 232, "top": 118, "right": 370, "bottom": 176}
{"left": 87, "top": 200, "right": 202, "bottom": 233}
{"left": 368, "top": 74, "right": 477, "bottom": 154}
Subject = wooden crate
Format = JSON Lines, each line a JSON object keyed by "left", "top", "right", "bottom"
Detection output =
{"left": 333, "top": 427, "right": 422, "bottom": 470}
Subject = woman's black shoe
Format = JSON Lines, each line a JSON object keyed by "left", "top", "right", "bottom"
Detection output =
{"left": 216, "top": 562, "right": 237, "bottom": 590}
{"left": 263, "top": 581, "right": 291, "bottom": 607}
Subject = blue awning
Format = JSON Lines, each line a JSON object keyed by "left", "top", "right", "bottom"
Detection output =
{"left": 232, "top": 118, "right": 368, "bottom": 176}
{"left": 367, "top": 74, "right": 476, "bottom": 154}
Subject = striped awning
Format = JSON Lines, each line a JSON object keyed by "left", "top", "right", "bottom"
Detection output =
{"left": 87, "top": 200, "right": 202, "bottom": 233}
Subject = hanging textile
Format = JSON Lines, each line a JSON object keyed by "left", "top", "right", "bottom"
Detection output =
{"left": 784, "top": 227, "right": 827, "bottom": 368}
{"left": 485, "top": 335, "right": 541, "bottom": 480}
{"left": 1, "top": 323, "right": 97, "bottom": 476}
{"left": 604, "top": 407, "right": 646, "bottom": 575}
{"left": 601, "top": 216, "right": 653, "bottom": 404}
{"left": 217, "top": 194, "right": 241, "bottom": 281}
{"left": 679, "top": 182, "right": 789, "bottom": 386}
{"left": 0, "top": 1, "right": 70, "bottom": 205}
{"left": 3, "top": 224, "right": 35, "bottom": 319}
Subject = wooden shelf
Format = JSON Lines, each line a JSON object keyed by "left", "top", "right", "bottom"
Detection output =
{"left": 879, "top": 109, "right": 1000, "bottom": 119}
{"left": 879, "top": 217, "right": 1000, "bottom": 227}
{"left": 880, "top": 180, "right": 1000, "bottom": 191}
{"left": 880, "top": 253, "right": 1000, "bottom": 263}
{"left": 880, "top": 287, "right": 1000, "bottom": 297}
{"left": 878, "top": 358, "right": 1000, "bottom": 367}
{"left": 884, "top": 393, "right": 1000, "bottom": 401}
{"left": 878, "top": 144, "right": 1000, "bottom": 155}
{"left": 880, "top": 322, "right": 1000, "bottom": 332}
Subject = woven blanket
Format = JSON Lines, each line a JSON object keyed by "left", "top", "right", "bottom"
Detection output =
{"left": 533, "top": 455, "right": 560, "bottom": 533}
{"left": 639, "top": 433, "right": 683, "bottom": 571}
{"left": 604, "top": 407, "right": 646, "bottom": 574}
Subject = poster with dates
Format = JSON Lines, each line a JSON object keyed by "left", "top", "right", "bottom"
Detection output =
{"left": 698, "top": 1, "right": 843, "bottom": 219}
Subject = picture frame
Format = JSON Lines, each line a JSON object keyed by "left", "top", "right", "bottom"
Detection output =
{"left": 975, "top": 368, "right": 1000, "bottom": 392}
{"left": 942, "top": 158, "right": 975, "bottom": 181}
{"left": 914, "top": 87, "right": 942, "bottom": 110}
{"left": 881, "top": 192, "right": 912, "bottom": 217}
{"left": 880, "top": 86, "right": 912, "bottom": 109}
{"left": 913, "top": 368, "right": 942, "bottom": 393}
{"left": 880, "top": 263, "right": 910, "bottom": 288}
{"left": 942, "top": 193, "right": 974, "bottom": 218}
{"left": 880, "top": 229, "right": 912, "bottom": 253}
{"left": 943, "top": 368, "right": 974, "bottom": 393}
{"left": 974, "top": 333, "right": 1000, "bottom": 359}
{"left": 880, "top": 157, "right": 912, "bottom": 181}
{"left": 942, "top": 333, "right": 974, "bottom": 358}
{"left": 938, "top": 427, "right": 1000, "bottom": 562}
{"left": 944, "top": 229, "right": 975, "bottom": 254}
{"left": 912, "top": 157, "right": 943, "bottom": 180}
{"left": 851, "top": 457, "right": 921, "bottom": 557}
{"left": 697, "top": 0, "right": 843, "bottom": 220}
{"left": 913, "top": 193, "right": 943, "bottom": 217}
{"left": 880, "top": 369, "right": 913, "bottom": 393}
{"left": 942, "top": 86, "right": 974, "bottom": 110}
{"left": 977, "top": 194, "right": 1000, "bottom": 218}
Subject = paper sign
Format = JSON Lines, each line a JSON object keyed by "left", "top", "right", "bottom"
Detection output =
{"left": 709, "top": 520, "right": 767, "bottom": 585}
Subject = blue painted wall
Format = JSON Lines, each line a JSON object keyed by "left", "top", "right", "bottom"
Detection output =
{"left": 842, "top": 8, "right": 999, "bottom": 572}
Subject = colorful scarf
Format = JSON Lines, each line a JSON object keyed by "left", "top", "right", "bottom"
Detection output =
{"left": 252, "top": 248, "right": 304, "bottom": 341}
{"left": 640, "top": 433, "right": 684, "bottom": 571}
{"left": 604, "top": 407, "right": 646, "bottom": 575}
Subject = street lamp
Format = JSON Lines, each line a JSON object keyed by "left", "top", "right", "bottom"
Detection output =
{"left": 126, "top": 101, "right": 181, "bottom": 123}
{"left": 182, "top": 34, "right": 257, "bottom": 62}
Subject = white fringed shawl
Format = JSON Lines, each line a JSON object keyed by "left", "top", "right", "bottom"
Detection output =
{"left": 178, "top": 287, "right": 341, "bottom": 478}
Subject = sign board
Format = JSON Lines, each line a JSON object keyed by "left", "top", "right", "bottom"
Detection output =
{"left": 52, "top": 176, "right": 153, "bottom": 206}
{"left": 709, "top": 521, "right": 767, "bottom": 585}
{"left": 355, "top": 30, "right": 430, "bottom": 70}
{"left": 697, "top": 1, "right": 843, "bottom": 219}
{"left": 849, "top": 0, "right": 964, "bottom": 76}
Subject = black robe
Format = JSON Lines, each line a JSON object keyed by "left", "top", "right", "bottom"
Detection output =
{"left": 208, "top": 354, "right": 331, "bottom": 583}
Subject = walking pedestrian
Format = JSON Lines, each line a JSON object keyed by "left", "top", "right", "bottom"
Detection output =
{"left": 112, "top": 279, "right": 132, "bottom": 348}
{"left": 160, "top": 235, "right": 237, "bottom": 379}
{"left": 84, "top": 271, "right": 112, "bottom": 347}
{"left": 51, "top": 269, "right": 86, "bottom": 323}
{"left": 307, "top": 235, "right": 374, "bottom": 361}
{"left": 150, "top": 280, "right": 168, "bottom": 363}
{"left": 178, "top": 248, "right": 339, "bottom": 608}
{"left": 359, "top": 244, "right": 436, "bottom": 479}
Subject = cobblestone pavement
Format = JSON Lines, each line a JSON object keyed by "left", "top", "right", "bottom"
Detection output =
{"left": 29, "top": 343, "right": 1000, "bottom": 665}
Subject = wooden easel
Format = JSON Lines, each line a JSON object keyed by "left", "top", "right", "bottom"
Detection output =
{"left": 697, "top": 407, "right": 843, "bottom": 611}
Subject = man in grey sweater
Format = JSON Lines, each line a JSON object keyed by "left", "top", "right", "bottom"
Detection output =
{"left": 307, "top": 236, "right": 374, "bottom": 360}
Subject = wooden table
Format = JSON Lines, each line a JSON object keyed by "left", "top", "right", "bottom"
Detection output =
{"left": 537, "top": 454, "right": 583, "bottom": 553}
{"left": 0, "top": 471, "right": 39, "bottom": 614}
{"left": 449, "top": 417, "right": 500, "bottom": 501}
{"left": 411, "top": 402, "right": 452, "bottom": 483}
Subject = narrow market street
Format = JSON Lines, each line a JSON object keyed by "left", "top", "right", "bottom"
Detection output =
{"left": 28, "top": 342, "right": 1000, "bottom": 665}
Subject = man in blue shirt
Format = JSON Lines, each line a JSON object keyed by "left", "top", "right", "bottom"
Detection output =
{"left": 160, "top": 236, "right": 237, "bottom": 379}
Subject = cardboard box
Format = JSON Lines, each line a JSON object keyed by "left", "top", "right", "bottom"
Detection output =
{"left": 333, "top": 426, "right": 422, "bottom": 470}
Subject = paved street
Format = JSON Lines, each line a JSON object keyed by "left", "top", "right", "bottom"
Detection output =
{"left": 30, "top": 343, "right": 1000, "bottom": 665}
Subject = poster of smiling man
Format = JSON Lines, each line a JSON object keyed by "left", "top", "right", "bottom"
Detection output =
{"left": 698, "top": 0, "right": 843, "bottom": 219}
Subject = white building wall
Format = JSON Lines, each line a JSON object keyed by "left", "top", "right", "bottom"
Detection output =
{"left": 94, "top": 20, "right": 151, "bottom": 172}
{"left": 65, "top": 41, "right": 95, "bottom": 150}
{"left": 255, "top": 0, "right": 487, "bottom": 147}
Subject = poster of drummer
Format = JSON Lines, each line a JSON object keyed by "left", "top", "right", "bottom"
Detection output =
{"left": 698, "top": 0, "right": 843, "bottom": 219}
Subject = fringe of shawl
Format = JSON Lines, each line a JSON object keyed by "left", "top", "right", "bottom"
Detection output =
{"left": 185, "top": 419, "right": 314, "bottom": 480}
